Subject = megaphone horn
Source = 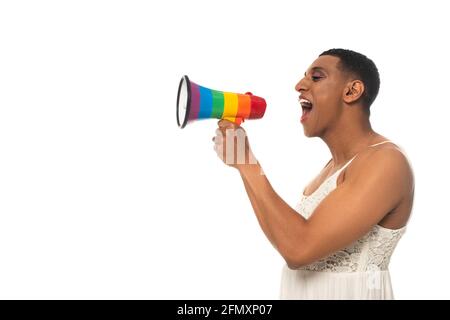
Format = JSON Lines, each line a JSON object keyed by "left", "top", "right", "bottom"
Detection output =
{"left": 176, "top": 75, "right": 267, "bottom": 128}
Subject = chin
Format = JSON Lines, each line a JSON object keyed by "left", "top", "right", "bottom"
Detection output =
{"left": 302, "top": 127, "right": 317, "bottom": 138}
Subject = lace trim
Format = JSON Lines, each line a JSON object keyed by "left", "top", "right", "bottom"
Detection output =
{"left": 298, "top": 224, "right": 406, "bottom": 273}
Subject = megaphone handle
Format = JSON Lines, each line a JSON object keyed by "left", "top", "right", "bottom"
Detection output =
{"left": 222, "top": 117, "right": 244, "bottom": 126}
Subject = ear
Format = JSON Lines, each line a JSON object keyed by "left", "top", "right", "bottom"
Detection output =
{"left": 343, "top": 80, "right": 365, "bottom": 104}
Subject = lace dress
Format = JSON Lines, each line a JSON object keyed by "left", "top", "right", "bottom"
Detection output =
{"left": 280, "top": 141, "right": 407, "bottom": 300}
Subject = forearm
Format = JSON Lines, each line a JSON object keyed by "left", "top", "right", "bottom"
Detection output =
{"left": 240, "top": 170, "right": 278, "bottom": 249}
{"left": 238, "top": 163, "right": 308, "bottom": 262}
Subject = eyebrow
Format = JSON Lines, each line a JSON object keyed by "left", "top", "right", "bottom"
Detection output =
{"left": 304, "top": 66, "right": 327, "bottom": 76}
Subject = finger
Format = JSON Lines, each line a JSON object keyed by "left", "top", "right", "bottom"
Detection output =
{"left": 218, "top": 119, "right": 237, "bottom": 129}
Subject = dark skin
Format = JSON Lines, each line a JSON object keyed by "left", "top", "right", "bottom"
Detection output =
{"left": 213, "top": 55, "right": 414, "bottom": 269}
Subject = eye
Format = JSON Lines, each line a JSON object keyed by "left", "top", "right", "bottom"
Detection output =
{"left": 311, "top": 73, "right": 323, "bottom": 81}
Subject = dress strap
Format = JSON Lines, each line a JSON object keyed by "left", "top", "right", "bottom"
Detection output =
{"left": 367, "top": 140, "right": 393, "bottom": 147}
{"left": 338, "top": 155, "right": 357, "bottom": 172}
{"left": 335, "top": 140, "right": 394, "bottom": 173}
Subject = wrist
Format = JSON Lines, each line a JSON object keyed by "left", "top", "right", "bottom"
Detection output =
{"left": 238, "top": 162, "right": 263, "bottom": 177}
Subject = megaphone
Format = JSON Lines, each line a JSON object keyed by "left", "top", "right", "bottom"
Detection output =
{"left": 176, "top": 75, "right": 267, "bottom": 128}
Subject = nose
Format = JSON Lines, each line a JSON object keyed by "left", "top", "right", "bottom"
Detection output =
{"left": 295, "top": 76, "right": 308, "bottom": 92}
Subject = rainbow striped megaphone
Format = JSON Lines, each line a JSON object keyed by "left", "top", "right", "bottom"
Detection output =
{"left": 176, "top": 75, "right": 267, "bottom": 128}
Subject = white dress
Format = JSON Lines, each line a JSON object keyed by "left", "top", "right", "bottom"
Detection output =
{"left": 280, "top": 141, "right": 407, "bottom": 300}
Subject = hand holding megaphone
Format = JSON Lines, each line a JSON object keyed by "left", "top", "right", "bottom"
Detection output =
{"left": 213, "top": 119, "right": 259, "bottom": 169}
{"left": 176, "top": 75, "right": 267, "bottom": 128}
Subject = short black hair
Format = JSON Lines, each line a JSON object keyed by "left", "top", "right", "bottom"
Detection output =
{"left": 319, "top": 48, "right": 380, "bottom": 112}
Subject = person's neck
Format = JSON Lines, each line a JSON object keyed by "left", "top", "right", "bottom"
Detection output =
{"left": 321, "top": 116, "right": 379, "bottom": 168}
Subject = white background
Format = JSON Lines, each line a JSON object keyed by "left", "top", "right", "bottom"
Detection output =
{"left": 0, "top": 0, "right": 449, "bottom": 299}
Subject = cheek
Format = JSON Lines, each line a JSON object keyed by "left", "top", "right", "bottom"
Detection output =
{"left": 314, "top": 85, "right": 342, "bottom": 113}
{"left": 315, "top": 83, "right": 336, "bottom": 100}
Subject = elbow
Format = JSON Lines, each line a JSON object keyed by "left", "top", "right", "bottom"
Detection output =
{"left": 283, "top": 241, "right": 318, "bottom": 270}
{"left": 280, "top": 228, "right": 315, "bottom": 269}
{"left": 283, "top": 248, "right": 312, "bottom": 270}
{"left": 285, "top": 257, "right": 308, "bottom": 270}
{"left": 286, "top": 260, "right": 300, "bottom": 270}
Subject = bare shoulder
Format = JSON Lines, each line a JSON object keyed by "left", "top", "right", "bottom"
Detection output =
{"left": 345, "top": 143, "right": 413, "bottom": 185}
{"left": 341, "top": 142, "right": 415, "bottom": 215}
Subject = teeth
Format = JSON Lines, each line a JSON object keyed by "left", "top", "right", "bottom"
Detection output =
{"left": 299, "top": 98, "right": 312, "bottom": 108}
{"left": 299, "top": 98, "right": 311, "bottom": 104}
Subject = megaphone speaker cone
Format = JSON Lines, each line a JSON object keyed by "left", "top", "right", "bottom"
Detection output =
{"left": 176, "top": 75, "right": 191, "bottom": 128}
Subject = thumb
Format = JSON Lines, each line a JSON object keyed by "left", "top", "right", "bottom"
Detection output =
{"left": 218, "top": 119, "right": 238, "bottom": 129}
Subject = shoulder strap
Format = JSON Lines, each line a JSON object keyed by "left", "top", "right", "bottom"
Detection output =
{"left": 367, "top": 140, "right": 393, "bottom": 148}
{"left": 336, "top": 140, "right": 394, "bottom": 173}
{"left": 338, "top": 155, "right": 357, "bottom": 172}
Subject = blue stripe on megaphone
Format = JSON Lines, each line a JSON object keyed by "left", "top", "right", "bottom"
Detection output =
{"left": 198, "top": 86, "right": 213, "bottom": 119}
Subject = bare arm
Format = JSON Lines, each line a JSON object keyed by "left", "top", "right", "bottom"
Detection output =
{"left": 239, "top": 166, "right": 297, "bottom": 251}
{"left": 238, "top": 149, "right": 412, "bottom": 269}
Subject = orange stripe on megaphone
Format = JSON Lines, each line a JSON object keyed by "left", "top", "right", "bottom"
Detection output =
{"left": 223, "top": 92, "right": 239, "bottom": 122}
{"left": 236, "top": 94, "right": 251, "bottom": 120}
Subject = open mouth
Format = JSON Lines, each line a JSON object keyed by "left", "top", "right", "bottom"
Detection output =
{"left": 299, "top": 98, "right": 313, "bottom": 121}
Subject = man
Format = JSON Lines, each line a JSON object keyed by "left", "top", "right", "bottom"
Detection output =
{"left": 212, "top": 49, "right": 414, "bottom": 299}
